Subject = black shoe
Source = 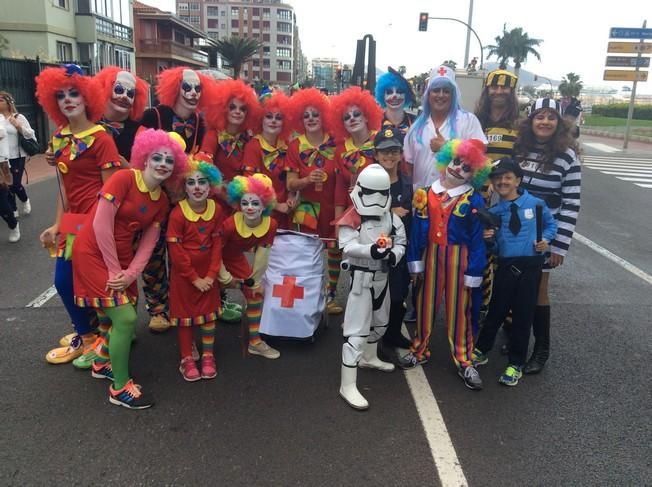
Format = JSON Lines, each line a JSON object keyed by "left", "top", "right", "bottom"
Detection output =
{"left": 523, "top": 351, "right": 548, "bottom": 375}
{"left": 404, "top": 309, "right": 416, "bottom": 323}
{"left": 396, "top": 350, "right": 418, "bottom": 369}
{"left": 458, "top": 365, "right": 483, "bottom": 390}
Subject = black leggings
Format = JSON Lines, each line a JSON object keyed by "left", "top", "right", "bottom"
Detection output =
{"left": 8, "top": 157, "right": 28, "bottom": 211}
{"left": 0, "top": 184, "right": 18, "bottom": 229}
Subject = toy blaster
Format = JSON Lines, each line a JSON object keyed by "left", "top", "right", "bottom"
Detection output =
{"left": 376, "top": 233, "right": 393, "bottom": 249}
{"left": 472, "top": 207, "right": 501, "bottom": 243}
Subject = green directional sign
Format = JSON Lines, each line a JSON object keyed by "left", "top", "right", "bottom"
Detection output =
{"left": 605, "top": 56, "right": 651, "bottom": 68}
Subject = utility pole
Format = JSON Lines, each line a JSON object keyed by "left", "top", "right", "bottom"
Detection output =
{"left": 624, "top": 19, "right": 647, "bottom": 150}
{"left": 463, "top": 0, "right": 474, "bottom": 70}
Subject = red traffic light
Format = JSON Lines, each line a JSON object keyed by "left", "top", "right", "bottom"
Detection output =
{"left": 418, "top": 12, "right": 429, "bottom": 32}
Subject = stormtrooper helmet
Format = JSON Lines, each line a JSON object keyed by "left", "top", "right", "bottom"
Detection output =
{"left": 351, "top": 163, "right": 391, "bottom": 216}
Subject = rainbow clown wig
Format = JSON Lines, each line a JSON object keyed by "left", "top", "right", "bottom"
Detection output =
{"left": 436, "top": 139, "right": 492, "bottom": 189}
{"left": 203, "top": 79, "right": 260, "bottom": 133}
{"left": 155, "top": 66, "right": 213, "bottom": 111}
{"left": 330, "top": 87, "right": 383, "bottom": 141}
{"left": 130, "top": 129, "right": 190, "bottom": 187}
{"left": 374, "top": 70, "right": 415, "bottom": 108}
{"left": 35, "top": 64, "right": 104, "bottom": 127}
{"left": 226, "top": 173, "right": 276, "bottom": 215}
{"left": 94, "top": 66, "right": 150, "bottom": 121}
{"left": 259, "top": 91, "right": 292, "bottom": 140}
{"left": 185, "top": 156, "right": 223, "bottom": 191}
{"left": 287, "top": 87, "right": 332, "bottom": 135}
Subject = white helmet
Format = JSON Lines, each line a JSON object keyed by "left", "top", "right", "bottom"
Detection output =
{"left": 350, "top": 163, "right": 391, "bottom": 216}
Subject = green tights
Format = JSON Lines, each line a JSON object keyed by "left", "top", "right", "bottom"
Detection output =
{"left": 102, "top": 304, "right": 138, "bottom": 390}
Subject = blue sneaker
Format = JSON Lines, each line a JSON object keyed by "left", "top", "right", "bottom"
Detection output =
{"left": 499, "top": 365, "right": 523, "bottom": 386}
{"left": 472, "top": 348, "right": 489, "bottom": 366}
{"left": 91, "top": 361, "right": 114, "bottom": 381}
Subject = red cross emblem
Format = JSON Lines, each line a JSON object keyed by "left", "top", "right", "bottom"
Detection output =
{"left": 272, "top": 276, "right": 304, "bottom": 308}
{"left": 437, "top": 66, "right": 448, "bottom": 76}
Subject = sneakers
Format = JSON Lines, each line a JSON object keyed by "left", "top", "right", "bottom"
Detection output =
{"left": 472, "top": 348, "right": 489, "bottom": 366}
{"left": 19, "top": 198, "right": 31, "bottom": 216}
{"left": 201, "top": 355, "right": 217, "bottom": 379}
{"left": 327, "top": 297, "right": 343, "bottom": 315}
{"left": 72, "top": 335, "right": 103, "bottom": 369}
{"left": 91, "top": 360, "right": 114, "bottom": 381}
{"left": 109, "top": 379, "right": 153, "bottom": 409}
{"left": 218, "top": 303, "right": 242, "bottom": 324}
{"left": 8, "top": 223, "right": 20, "bottom": 243}
{"left": 45, "top": 333, "right": 94, "bottom": 364}
{"left": 396, "top": 350, "right": 418, "bottom": 370}
{"left": 458, "top": 365, "right": 483, "bottom": 390}
{"left": 179, "top": 356, "right": 201, "bottom": 382}
{"left": 59, "top": 332, "right": 77, "bottom": 347}
{"left": 148, "top": 314, "right": 170, "bottom": 333}
{"left": 499, "top": 365, "right": 523, "bottom": 386}
{"left": 248, "top": 341, "right": 280, "bottom": 359}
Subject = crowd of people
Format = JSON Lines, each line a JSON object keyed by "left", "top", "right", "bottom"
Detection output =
{"left": 0, "top": 62, "right": 581, "bottom": 410}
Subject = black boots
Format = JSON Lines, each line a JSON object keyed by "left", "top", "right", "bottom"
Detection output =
{"left": 524, "top": 305, "right": 550, "bottom": 375}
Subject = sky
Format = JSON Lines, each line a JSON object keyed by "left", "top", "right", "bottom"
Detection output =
{"left": 153, "top": 0, "right": 652, "bottom": 94}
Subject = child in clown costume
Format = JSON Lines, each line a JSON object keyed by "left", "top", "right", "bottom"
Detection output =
{"left": 408, "top": 139, "right": 491, "bottom": 390}
{"left": 218, "top": 174, "right": 280, "bottom": 359}
{"left": 167, "top": 157, "right": 224, "bottom": 381}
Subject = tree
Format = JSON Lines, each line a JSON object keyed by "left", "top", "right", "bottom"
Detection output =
{"left": 398, "top": 65, "right": 406, "bottom": 75}
{"left": 485, "top": 24, "right": 512, "bottom": 69}
{"left": 558, "top": 72, "right": 583, "bottom": 98}
{"left": 486, "top": 24, "right": 542, "bottom": 76}
{"left": 215, "top": 36, "right": 261, "bottom": 79}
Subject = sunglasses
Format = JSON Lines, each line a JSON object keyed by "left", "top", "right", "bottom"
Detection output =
{"left": 55, "top": 90, "right": 81, "bottom": 100}
{"left": 181, "top": 81, "right": 202, "bottom": 93}
{"left": 430, "top": 88, "right": 451, "bottom": 95}
{"left": 113, "top": 83, "right": 135, "bottom": 99}
{"left": 264, "top": 113, "right": 283, "bottom": 121}
{"left": 303, "top": 110, "right": 320, "bottom": 119}
{"left": 151, "top": 154, "right": 175, "bottom": 165}
{"left": 228, "top": 103, "right": 247, "bottom": 112}
{"left": 342, "top": 110, "right": 362, "bottom": 122}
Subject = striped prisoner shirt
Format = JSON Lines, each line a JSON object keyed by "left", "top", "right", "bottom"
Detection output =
{"left": 485, "top": 126, "right": 518, "bottom": 162}
{"left": 518, "top": 148, "right": 581, "bottom": 256}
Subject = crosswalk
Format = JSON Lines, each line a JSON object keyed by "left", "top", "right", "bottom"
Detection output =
{"left": 582, "top": 155, "right": 652, "bottom": 189}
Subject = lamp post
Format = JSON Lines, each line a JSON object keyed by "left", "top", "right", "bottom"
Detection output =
{"left": 535, "top": 74, "right": 554, "bottom": 97}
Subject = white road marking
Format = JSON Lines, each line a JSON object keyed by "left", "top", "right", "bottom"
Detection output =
{"left": 402, "top": 325, "right": 468, "bottom": 487}
{"left": 583, "top": 142, "right": 620, "bottom": 153}
{"left": 636, "top": 183, "right": 652, "bottom": 188}
{"left": 25, "top": 285, "right": 58, "bottom": 308}
{"left": 585, "top": 166, "right": 652, "bottom": 172}
{"left": 600, "top": 171, "right": 652, "bottom": 178}
{"left": 575, "top": 233, "right": 652, "bottom": 286}
{"left": 616, "top": 177, "right": 652, "bottom": 182}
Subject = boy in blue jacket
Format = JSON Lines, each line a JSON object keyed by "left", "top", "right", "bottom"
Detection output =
{"left": 473, "top": 158, "right": 557, "bottom": 386}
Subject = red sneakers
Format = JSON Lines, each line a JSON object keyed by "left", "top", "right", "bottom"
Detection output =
{"left": 201, "top": 355, "right": 217, "bottom": 379}
{"left": 179, "top": 356, "right": 201, "bottom": 382}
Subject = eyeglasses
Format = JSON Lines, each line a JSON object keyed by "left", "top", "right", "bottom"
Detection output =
{"left": 342, "top": 110, "right": 362, "bottom": 122}
{"left": 430, "top": 88, "right": 451, "bottom": 95}
{"left": 264, "top": 113, "right": 283, "bottom": 121}
{"left": 113, "top": 83, "right": 135, "bottom": 99}
{"left": 181, "top": 81, "right": 202, "bottom": 93}
{"left": 151, "top": 154, "right": 175, "bottom": 165}
{"left": 303, "top": 110, "right": 320, "bottom": 119}
{"left": 55, "top": 90, "right": 81, "bottom": 100}
{"left": 228, "top": 103, "right": 247, "bottom": 112}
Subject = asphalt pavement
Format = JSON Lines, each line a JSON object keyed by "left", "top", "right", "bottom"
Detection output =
{"left": 0, "top": 135, "right": 650, "bottom": 486}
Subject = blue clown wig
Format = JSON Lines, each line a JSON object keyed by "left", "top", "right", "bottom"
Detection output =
{"left": 374, "top": 72, "right": 413, "bottom": 108}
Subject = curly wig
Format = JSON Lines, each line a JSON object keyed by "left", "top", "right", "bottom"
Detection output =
{"left": 259, "top": 91, "right": 292, "bottom": 140}
{"left": 330, "top": 87, "right": 383, "bottom": 141}
{"left": 203, "top": 79, "right": 260, "bottom": 133}
{"left": 155, "top": 66, "right": 213, "bottom": 111}
{"left": 94, "top": 66, "right": 150, "bottom": 121}
{"left": 286, "top": 87, "right": 332, "bottom": 135}
{"left": 130, "top": 129, "right": 189, "bottom": 188}
{"left": 226, "top": 173, "right": 276, "bottom": 215}
{"left": 436, "top": 139, "right": 491, "bottom": 189}
{"left": 35, "top": 65, "right": 103, "bottom": 127}
{"left": 185, "top": 156, "right": 224, "bottom": 189}
{"left": 374, "top": 71, "right": 414, "bottom": 108}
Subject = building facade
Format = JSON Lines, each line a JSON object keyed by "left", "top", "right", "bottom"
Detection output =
{"left": 176, "top": 0, "right": 304, "bottom": 87}
{"left": 0, "top": 0, "right": 134, "bottom": 73}
{"left": 311, "top": 58, "right": 340, "bottom": 94}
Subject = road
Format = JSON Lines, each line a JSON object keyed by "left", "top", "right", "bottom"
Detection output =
{"left": 0, "top": 135, "right": 650, "bottom": 486}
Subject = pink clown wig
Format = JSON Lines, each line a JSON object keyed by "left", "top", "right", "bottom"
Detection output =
{"left": 35, "top": 65, "right": 103, "bottom": 127}
{"left": 329, "top": 86, "right": 383, "bottom": 141}
{"left": 436, "top": 139, "right": 492, "bottom": 189}
{"left": 287, "top": 87, "right": 332, "bottom": 136}
{"left": 203, "top": 79, "right": 260, "bottom": 133}
{"left": 94, "top": 66, "right": 150, "bottom": 121}
{"left": 130, "top": 129, "right": 190, "bottom": 188}
{"left": 155, "top": 66, "right": 213, "bottom": 111}
{"left": 226, "top": 173, "right": 276, "bottom": 215}
{"left": 260, "top": 91, "right": 292, "bottom": 140}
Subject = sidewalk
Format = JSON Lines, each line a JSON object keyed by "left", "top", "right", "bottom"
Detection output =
{"left": 582, "top": 128, "right": 652, "bottom": 144}
{"left": 24, "top": 154, "right": 56, "bottom": 185}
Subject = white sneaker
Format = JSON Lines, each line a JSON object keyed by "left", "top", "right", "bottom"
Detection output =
{"left": 13, "top": 210, "right": 19, "bottom": 219}
{"left": 8, "top": 223, "right": 20, "bottom": 243}
{"left": 247, "top": 341, "right": 280, "bottom": 359}
{"left": 19, "top": 199, "right": 31, "bottom": 215}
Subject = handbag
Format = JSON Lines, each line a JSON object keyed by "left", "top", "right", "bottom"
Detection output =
{"left": 19, "top": 132, "right": 40, "bottom": 156}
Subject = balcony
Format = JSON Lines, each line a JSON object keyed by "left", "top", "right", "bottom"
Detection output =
{"left": 139, "top": 39, "right": 208, "bottom": 65}
{"left": 75, "top": 13, "right": 133, "bottom": 45}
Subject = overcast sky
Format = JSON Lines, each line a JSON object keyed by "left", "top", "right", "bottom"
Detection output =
{"left": 152, "top": 0, "right": 652, "bottom": 94}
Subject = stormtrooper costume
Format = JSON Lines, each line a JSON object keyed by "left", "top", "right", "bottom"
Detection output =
{"left": 337, "top": 164, "right": 406, "bottom": 410}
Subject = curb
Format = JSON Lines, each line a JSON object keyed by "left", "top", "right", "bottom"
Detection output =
{"left": 582, "top": 129, "right": 652, "bottom": 144}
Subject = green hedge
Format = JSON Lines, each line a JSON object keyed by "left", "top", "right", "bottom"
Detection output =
{"left": 591, "top": 104, "right": 652, "bottom": 120}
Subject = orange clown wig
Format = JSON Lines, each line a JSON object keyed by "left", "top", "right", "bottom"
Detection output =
{"left": 286, "top": 87, "right": 332, "bottom": 136}
{"left": 94, "top": 66, "right": 150, "bottom": 121}
{"left": 259, "top": 91, "right": 292, "bottom": 140}
{"left": 203, "top": 79, "right": 260, "bottom": 133}
{"left": 329, "top": 86, "right": 383, "bottom": 141}
{"left": 155, "top": 66, "right": 213, "bottom": 111}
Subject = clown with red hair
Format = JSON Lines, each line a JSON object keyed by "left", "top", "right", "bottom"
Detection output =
{"left": 241, "top": 91, "right": 296, "bottom": 228}
{"left": 218, "top": 174, "right": 280, "bottom": 359}
{"left": 36, "top": 64, "right": 123, "bottom": 366}
{"left": 285, "top": 88, "right": 346, "bottom": 314}
{"left": 200, "top": 79, "right": 260, "bottom": 183}
{"left": 407, "top": 138, "right": 491, "bottom": 391}
{"left": 72, "top": 129, "right": 188, "bottom": 409}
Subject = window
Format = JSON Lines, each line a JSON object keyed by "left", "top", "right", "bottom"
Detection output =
{"left": 221, "top": 10, "right": 225, "bottom": 16}
{"left": 252, "top": 59, "right": 259, "bottom": 67}
{"left": 53, "top": 0, "right": 68, "bottom": 9}
{"left": 56, "top": 41, "right": 73, "bottom": 62}
{"left": 189, "top": 3, "right": 200, "bottom": 11}
{"left": 263, "top": 59, "right": 270, "bottom": 68}
{"left": 263, "top": 71, "right": 270, "bottom": 81}
{"left": 178, "top": 2, "right": 189, "bottom": 10}
{"left": 262, "top": 8, "right": 270, "bottom": 19}
{"left": 189, "top": 15, "right": 200, "bottom": 24}
{"left": 277, "top": 60, "right": 291, "bottom": 70}
{"left": 277, "top": 21, "right": 291, "bottom": 33}
{"left": 208, "top": 19, "right": 218, "bottom": 28}
{"left": 207, "top": 6, "right": 218, "bottom": 15}
{"left": 180, "top": 15, "right": 190, "bottom": 22}
{"left": 114, "top": 47, "right": 132, "bottom": 70}
{"left": 231, "top": 19, "right": 239, "bottom": 28}
{"left": 277, "top": 9, "right": 292, "bottom": 20}
{"left": 277, "top": 72, "right": 291, "bottom": 82}
{"left": 263, "top": 46, "right": 270, "bottom": 55}
{"left": 221, "top": 23, "right": 226, "bottom": 29}
{"left": 231, "top": 7, "right": 238, "bottom": 16}
{"left": 207, "top": 32, "right": 219, "bottom": 40}
{"left": 277, "top": 35, "right": 291, "bottom": 45}
{"left": 262, "top": 33, "right": 270, "bottom": 42}
{"left": 262, "top": 20, "right": 270, "bottom": 30}
{"left": 252, "top": 20, "right": 260, "bottom": 28}
{"left": 276, "top": 47, "right": 291, "bottom": 58}
{"left": 252, "top": 7, "right": 260, "bottom": 16}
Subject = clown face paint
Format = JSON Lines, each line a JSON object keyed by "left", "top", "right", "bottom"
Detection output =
{"left": 342, "top": 105, "right": 367, "bottom": 136}
{"left": 302, "top": 105, "right": 322, "bottom": 133}
{"left": 240, "top": 192, "right": 263, "bottom": 226}
{"left": 56, "top": 86, "right": 86, "bottom": 119}
{"left": 144, "top": 147, "right": 175, "bottom": 184}
{"left": 384, "top": 87, "right": 406, "bottom": 109}
{"left": 109, "top": 71, "right": 136, "bottom": 117}
{"left": 444, "top": 157, "right": 472, "bottom": 187}
{"left": 185, "top": 170, "right": 210, "bottom": 204}
{"left": 262, "top": 111, "right": 283, "bottom": 137}
{"left": 178, "top": 69, "right": 201, "bottom": 110}
{"left": 227, "top": 98, "right": 248, "bottom": 127}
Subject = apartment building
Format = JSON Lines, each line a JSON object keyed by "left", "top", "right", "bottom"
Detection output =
{"left": 312, "top": 58, "right": 340, "bottom": 94}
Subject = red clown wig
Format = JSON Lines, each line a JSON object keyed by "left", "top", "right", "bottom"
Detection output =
{"left": 130, "top": 129, "right": 190, "bottom": 189}
{"left": 287, "top": 87, "right": 332, "bottom": 136}
{"left": 329, "top": 87, "right": 383, "bottom": 141}
{"left": 260, "top": 92, "right": 292, "bottom": 140}
{"left": 94, "top": 66, "right": 150, "bottom": 121}
{"left": 155, "top": 66, "right": 213, "bottom": 111}
{"left": 203, "top": 79, "right": 260, "bottom": 133}
{"left": 35, "top": 65, "right": 103, "bottom": 127}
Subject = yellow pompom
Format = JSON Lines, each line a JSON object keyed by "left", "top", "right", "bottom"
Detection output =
{"left": 167, "top": 131, "right": 187, "bottom": 152}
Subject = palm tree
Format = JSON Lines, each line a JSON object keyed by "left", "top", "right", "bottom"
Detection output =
{"left": 215, "top": 36, "right": 262, "bottom": 79}
{"left": 558, "top": 72, "right": 583, "bottom": 98}
{"left": 485, "top": 24, "right": 512, "bottom": 69}
{"left": 509, "top": 27, "right": 542, "bottom": 76}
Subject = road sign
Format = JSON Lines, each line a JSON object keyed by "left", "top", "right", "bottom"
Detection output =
{"left": 605, "top": 56, "right": 651, "bottom": 68}
{"left": 609, "top": 27, "right": 652, "bottom": 39}
{"left": 603, "top": 70, "right": 648, "bottom": 81}
{"left": 607, "top": 42, "right": 652, "bottom": 54}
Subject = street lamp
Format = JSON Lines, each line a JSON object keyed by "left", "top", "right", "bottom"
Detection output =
{"left": 534, "top": 74, "right": 554, "bottom": 97}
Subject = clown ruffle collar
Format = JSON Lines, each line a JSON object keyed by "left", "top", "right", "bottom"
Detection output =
{"left": 133, "top": 169, "right": 162, "bottom": 201}
{"left": 179, "top": 198, "right": 216, "bottom": 222}
{"left": 234, "top": 212, "right": 270, "bottom": 238}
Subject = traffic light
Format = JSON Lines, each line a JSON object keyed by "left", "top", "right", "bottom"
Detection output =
{"left": 418, "top": 12, "right": 429, "bottom": 32}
